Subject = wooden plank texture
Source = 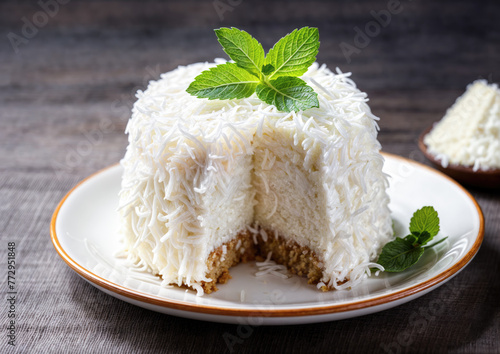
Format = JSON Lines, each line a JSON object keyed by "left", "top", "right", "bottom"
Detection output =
{"left": 1, "top": 1, "right": 499, "bottom": 353}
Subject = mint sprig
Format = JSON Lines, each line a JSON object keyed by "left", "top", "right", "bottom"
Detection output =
{"left": 186, "top": 27, "right": 320, "bottom": 113}
{"left": 375, "top": 206, "right": 448, "bottom": 273}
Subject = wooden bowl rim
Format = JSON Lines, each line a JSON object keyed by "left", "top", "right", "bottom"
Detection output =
{"left": 418, "top": 125, "right": 500, "bottom": 177}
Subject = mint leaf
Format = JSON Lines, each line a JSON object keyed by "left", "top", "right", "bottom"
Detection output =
{"left": 261, "top": 64, "right": 275, "bottom": 76}
{"left": 377, "top": 238, "right": 425, "bottom": 272}
{"left": 265, "top": 27, "right": 319, "bottom": 79}
{"left": 375, "top": 206, "right": 445, "bottom": 274}
{"left": 215, "top": 27, "right": 264, "bottom": 78}
{"left": 256, "top": 77, "right": 319, "bottom": 112}
{"left": 186, "top": 63, "right": 259, "bottom": 100}
{"left": 410, "top": 206, "right": 440, "bottom": 238}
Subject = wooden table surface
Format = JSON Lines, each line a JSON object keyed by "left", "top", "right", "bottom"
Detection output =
{"left": 1, "top": 1, "right": 499, "bottom": 353}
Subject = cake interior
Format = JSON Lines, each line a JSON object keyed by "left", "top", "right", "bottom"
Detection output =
{"left": 194, "top": 123, "right": 336, "bottom": 293}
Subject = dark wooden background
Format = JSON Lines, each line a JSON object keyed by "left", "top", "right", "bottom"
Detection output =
{"left": 1, "top": 0, "right": 499, "bottom": 353}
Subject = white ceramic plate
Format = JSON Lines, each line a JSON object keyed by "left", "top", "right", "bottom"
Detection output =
{"left": 51, "top": 153, "right": 484, "bottom": 325}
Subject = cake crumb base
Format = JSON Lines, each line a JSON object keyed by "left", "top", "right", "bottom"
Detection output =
{"left": 193, "top": 226, "right": 331, "bottom": 294}
{"left": 200, "top": 230, "right": 257, "bottom": 294}
{"left": 256, "top": 227, "right": 327, "bottom": 290}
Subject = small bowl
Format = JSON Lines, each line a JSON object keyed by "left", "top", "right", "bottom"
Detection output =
{"left": 418, "top": 126, "right": 500, "bottom": 189}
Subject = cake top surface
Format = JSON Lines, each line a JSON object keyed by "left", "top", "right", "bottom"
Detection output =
{"left": 127, "top": 59, "right": 380, "bottom": 159}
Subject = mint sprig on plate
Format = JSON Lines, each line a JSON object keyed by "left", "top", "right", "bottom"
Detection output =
{"left": 376, "top": 206, "right": 448, "bottom": 272}
{"left": 186, "top": 27, "right": 320, "bottom": 113}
